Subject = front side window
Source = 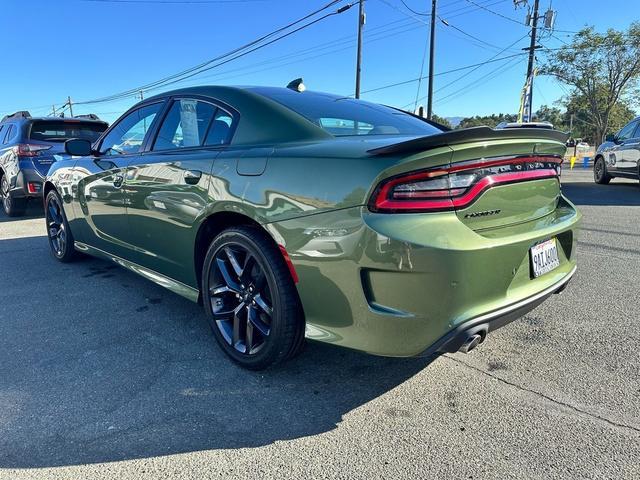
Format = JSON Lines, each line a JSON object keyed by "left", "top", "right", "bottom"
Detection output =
{"left": 617, "top": 120, "right": 639, "bottom": 141}
{"left": 153, "top": 99, "right": 216, "bottom": 150}
{"left": 100, "top": 103, "right": 163, "bottom": 155}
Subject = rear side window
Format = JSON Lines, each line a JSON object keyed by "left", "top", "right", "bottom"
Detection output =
{"left": 153, "top": 99, "right": 217, "bottom": 150}
{"left": 204, "top": 110, "right": 233, "bottom": 146}
{"left": 29, "top": 121, "right": 107, "bottom": 143}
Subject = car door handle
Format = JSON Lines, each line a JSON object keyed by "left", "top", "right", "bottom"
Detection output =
{"left": 113, "top": 174, "right": 124, "bottom": 188}
{"left": 184, "top": 169, "right": 202, "bottom": 185}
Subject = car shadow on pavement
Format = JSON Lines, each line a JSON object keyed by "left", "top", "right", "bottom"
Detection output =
{"left": 0, "top": 235, "right": 435, "bottom": 468}
{"left": 562, "top": 181, "right": 640, "bottom": 206}
{"left": 0, "top": 202, "right": 44, "bottom": 222}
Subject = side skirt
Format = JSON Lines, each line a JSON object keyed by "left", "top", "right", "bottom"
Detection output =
{"left": 74, "top": 241, "right": 200, "bottom": 303}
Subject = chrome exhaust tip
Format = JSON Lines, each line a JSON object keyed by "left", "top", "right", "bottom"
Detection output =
{"left": 459, "top": 333, "right": 483, "bottom": 353}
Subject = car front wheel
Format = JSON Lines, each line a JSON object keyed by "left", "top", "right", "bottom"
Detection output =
{"left": 202, "top": 225, "right": 305, "bottom": 370}
{"left": 594, "top": 156, "right": 611, "bottom": 184}
{"left": 45, "top": 190, "right": 77, "bottom": 262}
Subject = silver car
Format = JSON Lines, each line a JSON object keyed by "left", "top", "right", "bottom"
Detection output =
{"left": 594, "top": 116, "right": 640, "bottom": 184}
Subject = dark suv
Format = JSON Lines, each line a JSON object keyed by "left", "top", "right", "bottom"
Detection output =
{"left": 0, "top": 111, "right": 108, "bottom": 216}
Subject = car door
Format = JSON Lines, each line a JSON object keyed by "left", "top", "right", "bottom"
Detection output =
{"left": 125, "top": 97, "right": 237, "bottom": 285}
{"left": 608, "top": 119, "right": 639, "bottom": 175}
{"left": 71, "top": 101, "right": 165, "bottom": 259}
{"left": 618, "top": 120, "right": 640, "bottom": 177}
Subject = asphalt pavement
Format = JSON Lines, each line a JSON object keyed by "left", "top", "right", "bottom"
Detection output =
{"left": 0, "top": 167, "right": 638, "bottom": 479}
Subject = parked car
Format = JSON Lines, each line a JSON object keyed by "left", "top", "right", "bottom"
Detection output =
{"left": 45, "top": 86, "right": 580, "bottom": 369}
{"left": 0, "top": 111, "right": 108, "bottom": 216}
{"left": 594, "top": 116, "right": 640, "bottom": 184}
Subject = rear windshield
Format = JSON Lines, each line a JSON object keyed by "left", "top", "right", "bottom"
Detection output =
{"left": 261, "top": 91, "right": 442, "bottom": 137}
{"left": 29, "top": 121, "right": 107, "bottom": 143}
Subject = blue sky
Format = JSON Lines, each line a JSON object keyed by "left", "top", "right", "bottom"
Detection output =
{"left": 1, "top": 0, "right": 637, "bottom": 124}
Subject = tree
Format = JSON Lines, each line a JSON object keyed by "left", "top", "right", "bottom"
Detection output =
{"left": 561, "top": 92, "right": 636, "bottom": 143}
{"left": 430, "top": 114, "right": 453, "bottom": 129}
{"left": 533, "top": 105, "right": 569, "bottom": 131}
{"left": 456, "top": 113, "right": 517, "bottom": 129}
{"left": 541, "top": 23, "right": 640, "bottom": 144}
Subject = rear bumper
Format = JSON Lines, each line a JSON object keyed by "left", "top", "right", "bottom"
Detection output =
{"left": 8, "top": 166, "right": 45, "bottom": 199}
{"left": 271, "top": 195, "right": 581, "bottom": 357}
{"left": 420, "top": 265, "right": 575, "bottom": 357}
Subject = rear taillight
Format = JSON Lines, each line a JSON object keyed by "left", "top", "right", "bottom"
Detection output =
{"left": 16, "top": 144, "right": 52, "bottom": 157}
{"left": 370, "top": 155, "right": 562, "bottom": 213}
{"left": 27, "top": 182, "right": 42, "bottom": 194}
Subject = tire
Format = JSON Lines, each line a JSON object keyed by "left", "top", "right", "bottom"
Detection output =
{"left": 1, "top": 175, "right": 26, "bottom": 217}
{"left": 594, "top": 156, "right": 611, "bottom": 185}
{"left": 45, "top": 190, "right": 77, "bottom": 262}
{"left": 202, "top": 225, "right": 305, "bottom": 370}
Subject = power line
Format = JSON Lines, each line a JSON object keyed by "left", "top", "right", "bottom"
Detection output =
{"left": 399, "top": 0, "right": 429, "bottom": 15}
{"left": 438, "top": 16, "right": 508, "bottom": 52}
{"left": 164, "top": 19, "right": 424, "bottom": 90}
{"left": 434, "top": 32, "right": 529, "bottom": 94}
{"left": 435, "top": 56, "right": 525, "bottom": 106}
{"left": 139, "top": 3, "right": 357, "bottom": 94}
{"left": 79, "top": 0, "right": 267, "bottom": 4}
{"left": 360, "top": 51, "right": 527, "bottom": 94}
{"left": 73, "top": 0, "right": 349, "bottom": 106}
{"left": 463, "top": 0, "right": 525, "bottom": 26}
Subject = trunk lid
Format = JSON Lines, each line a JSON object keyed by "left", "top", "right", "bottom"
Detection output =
{"left": 368, "top": 127, "right": 567, "bottom": 231}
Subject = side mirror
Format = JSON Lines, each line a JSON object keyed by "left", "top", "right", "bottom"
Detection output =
{"left": 65, "top": 138, "right": 92, "bottom": 156}
{"left": 605, "top": 133, "right": 617, "bottom": 143}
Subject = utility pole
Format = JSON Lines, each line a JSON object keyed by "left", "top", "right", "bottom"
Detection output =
{"left": 51, "top": 105, "right": 56, "bottom": 117}
{"left": 354, "top": 0, "right": 365, "bottom": 98}
{"left": 138, "top": 90, "right": 144, "bottom": 101}
{"left": 67, "top": 96, "right": 74, "bottom": 117}
{"left": 426, "top": 0, "right": 437, "bottom": 120}
{"left": 523, "top": 0, "right": 540, "bottom": 121}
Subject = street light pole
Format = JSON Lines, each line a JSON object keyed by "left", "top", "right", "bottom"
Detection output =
{"left": 355, "top": 0, "right": 365, "bottom": 99}
{"left": 426, "top": 0, "right": 437, "bottom": 120}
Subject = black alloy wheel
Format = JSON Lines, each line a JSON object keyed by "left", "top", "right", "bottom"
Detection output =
{"left": 202, "top": 226, "right": 304, "bottom": 369}
{"left": 594, "top": 157, "right": 611, "bottom": 185}
{"left": 211, "top": 244, "right": 273, "bottom": 355}
{"left": 45, "top": 190, "right": 76, "bottom": 262}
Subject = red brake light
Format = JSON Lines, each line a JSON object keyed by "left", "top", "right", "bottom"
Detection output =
{"left": 16, "top": 144, "right": 52, "bottom": 157}
{"left": 370, "top": 155, "right": 562, "bottom": 213}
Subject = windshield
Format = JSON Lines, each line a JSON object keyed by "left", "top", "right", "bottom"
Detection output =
{"left": 30, "top": 121, "right": 107, "bottom": 143}
{"left": 259, "top": 90, "right": 442, "bottom": 137}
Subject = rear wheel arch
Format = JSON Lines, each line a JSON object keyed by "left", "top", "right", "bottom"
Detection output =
{"left": 194, "top": 211, "right": 288, "bottom": 295}
{"left": 43, "top": 181, "right": 57, "bottom": 200}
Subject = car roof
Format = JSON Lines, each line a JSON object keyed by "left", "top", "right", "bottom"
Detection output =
{"left": 0, "top": 115, "right": 108, "bottom": 125}
{"left": 144, "top": 85, "right": 333, "bottom": 146}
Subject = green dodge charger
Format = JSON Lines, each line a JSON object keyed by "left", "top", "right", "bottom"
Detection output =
{"left": 45, "top": 85, "right": 580, "bottom": 369}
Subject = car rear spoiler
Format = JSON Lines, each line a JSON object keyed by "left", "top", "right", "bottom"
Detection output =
{"left": 367, "top": 126, "right": 569, "bottom": 156}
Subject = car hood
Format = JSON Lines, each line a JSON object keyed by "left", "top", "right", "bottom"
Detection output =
{"left": 597, "top": 141, "right": 615, "bottom": 153}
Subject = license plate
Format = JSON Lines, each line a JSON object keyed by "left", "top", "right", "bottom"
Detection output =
{"left": 530, "top": 238, "right": 560, "bottom": 278}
